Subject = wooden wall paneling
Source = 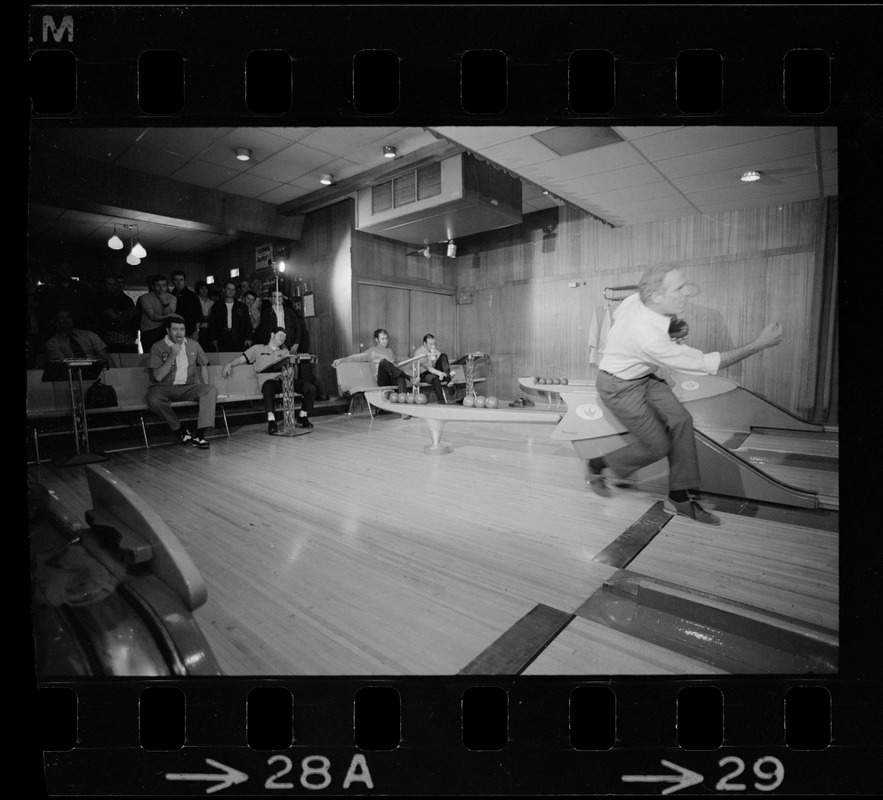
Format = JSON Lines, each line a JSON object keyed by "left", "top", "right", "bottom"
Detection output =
{"left": 356, "top": 283, "right": 411, "bottom": 361}
{"left": 288, "top": 200, "right": 354, "bottom": 393}
{"left": 455, "top": 200, "right": 828, "bottom": 416}
{"left": 408, "top": 290, "right": 456, "bottom": 360}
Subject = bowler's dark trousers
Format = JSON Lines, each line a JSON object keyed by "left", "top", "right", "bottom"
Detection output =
{"left": 596, "top": 370, "right": 700, "bottom": 491}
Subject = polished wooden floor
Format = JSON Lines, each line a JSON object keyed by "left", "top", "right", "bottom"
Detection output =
{"left": 29, "top": 410, "right": 838, "bottom": 676}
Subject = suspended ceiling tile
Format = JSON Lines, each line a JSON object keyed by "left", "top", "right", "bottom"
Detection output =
{"left": 817, "top": 127, "right": 838, "bottom": 150}
{"left": 689, "top": 173, "right": 821, "bottom": 206}
{"left": 248, "top": 143, "right": 337, "bottom": 182}
{"left": 521, "top": 143, "right": 646, "bottom": 182}
{"left": 613, "top": 126, "right": 686, "bottom": 141}
{"left": 563, "top": 163, "right": 666, "bottom": 194}
{"left": 580, "top": 180, "right": 685, "bottom": 207}
{"left": 172, "top": 160, "right": 242, "bottom": 190}
{"left": 531, "top": 126, "right": 624, "bottom": 156}
{"left": 254, "top": 126, "right": 319, "bottom": 143}
{"left": 478, "top": 136, "right": 562, "bottom": 169}
{"left": 653, "top": 130, "right": 818, "bottom": 180}
{"left": 217, "top": 171, "right": 284, "bottom": 199}
{"left": 296, "top": 126, "right": 403, "bottom": 157}
{"left": 430, "top": 125, "right": 556, "bottom": 151}
{"left": 344, "top": 129, "right": 440, "bottom": 168}
{"left": 628, "top": 126, "right": 811, "bottom": 162}
{"left": 116, "top": 144, "right": 191, "bottom": 177}
{"left": 671, "top": 153, "right": 822, "bottom": 193}
{"left": 136, "top": 127, "right": 235, "bottom": 159}
{"left": 197, "top": 128, "right": 296, "bottom": 169}
{"left": 257, "top": 184, "right": 313, "bottom": 205}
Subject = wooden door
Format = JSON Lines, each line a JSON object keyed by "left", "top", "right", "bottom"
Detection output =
{"left": 407, "top": 290, "right": 456, "bottom": 361}
{"left": 357, "top": 283, "right": 410, "bottom": 360}
{"left": 357, "top": 282, "right": 456, "bottom": 362}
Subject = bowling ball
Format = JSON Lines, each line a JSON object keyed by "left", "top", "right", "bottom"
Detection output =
{"left": 414, "top": 394, "right": 428, "bottom": 405}
{"left": 463, "top": 395, "right": 475, "bottom": 407}
{"left": 398, "top": 393, "right": 410, "bottom": 404}
{"left": 474, "top": 395, "right": 487, "bottom": 408}
{"left": 538, "top": 378, "right": 546, "bottom": 385}
{"left": 485, "top": 396, "right": 499, "bottom": 408}
{"left": 561, "top": 378, "right": 569, "bottom": 385}
{"left": 534, "top": 376, "right": 541, "bottom": 383}
{"left": 385, "top": 391, "right": 397, "bottom": 403}
{"left": 552, "top": 378, "right": 561, "bottom": 385}
{"left": 405, "top": 393, "right": 415, "bottom": 404}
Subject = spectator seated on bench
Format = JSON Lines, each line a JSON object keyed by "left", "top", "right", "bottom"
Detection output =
{"left": 146, "top": 315, "right": 217, "bottom": 449}
{"left": 412, "top": 333, "right": 455, "bottom": 405}
{"left": 222, "top": 326, "right": 316, "bottom": 434}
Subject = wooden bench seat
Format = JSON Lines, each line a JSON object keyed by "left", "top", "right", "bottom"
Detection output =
{"left": 27, "top": 361, "right": 303, "bottom": 460}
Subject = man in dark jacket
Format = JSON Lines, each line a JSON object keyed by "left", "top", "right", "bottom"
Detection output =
{"left": 207, "top": 280, "right": 253, "bottom": 352}
{"left": 171, "top": 271, "right": 204, "bottom": 340}
{"left": 256, "top": 289, "right": 300, "bottom": 352}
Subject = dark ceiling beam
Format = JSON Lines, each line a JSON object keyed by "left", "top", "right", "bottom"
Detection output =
{"left": 277, "top": 139, "right": 466, "bottom": 216}
{"left": 30, "top": 149, "right": 305, "bottom": 242}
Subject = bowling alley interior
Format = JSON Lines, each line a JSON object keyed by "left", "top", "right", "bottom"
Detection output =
{"left": 29, "top": 125, "right": 848, "bottom": 677}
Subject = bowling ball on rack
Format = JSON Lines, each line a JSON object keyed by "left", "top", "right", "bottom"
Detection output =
{"left": 561, "top": 378, "right": 569, "bottom": 385}
{"left": 474, "top": 395, "right": 487, "bottom": 408}
{"left": 463, "top": 395, "right": 475, "bottom": 407}
{"left": 384, "top": 391, "right": 397, "bottom": 403}
{"left": 485, "top": 396, "right": 499, "bottom": 409}
{"left": 405, "top": 393, "right": 415, "bottom": 404}
{"left": 414, "top": 394, "right": 428, "bottom": 405}
{"left": 534, "top": 376, "right": 541, "bottom": 383}
{"left": 552, "top": 378, "right": 561, "bottom": 385}
{"left": 398, "top": 393, "right": 410, "bottom": 404}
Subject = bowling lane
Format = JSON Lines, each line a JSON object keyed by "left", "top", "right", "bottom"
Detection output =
{"left": 624, "top": 507, "right": 839, "bottom": 633}
{"left": 522, "top": 615, "right": 727, "bottom": 675}
{"left": 702, "top": 426, "right": 839, "bottom": 502}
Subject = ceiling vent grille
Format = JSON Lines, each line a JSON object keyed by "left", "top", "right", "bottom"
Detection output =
{"left": 372, "top": 162, "right": 443, "bottom": 213}
{"left": 417, "top": 161, "right": 441, "bottom": 200}
{"left": 393, "top": 173, "right": 416, "bottom": 207}
{"left": 371, "top": 181, "right": 393, "bottom": 214}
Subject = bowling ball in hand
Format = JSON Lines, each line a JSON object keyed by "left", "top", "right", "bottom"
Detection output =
{"left": 415, "top": 394, "right": 428, "bottom": 405}
{"left": 474, "top": 395, "right": 487, "bottom": 408}
{"left": 485, "top": 396, "right": 499, "bottom": 409}
{"left": 463, "top": 395, "right": 475, "bottom": 407}
{"left": 405, "top": 393, "right": 415, "bottom": 404}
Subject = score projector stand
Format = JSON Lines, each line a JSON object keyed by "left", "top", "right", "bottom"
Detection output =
{"left": 42, "top": 359, "right": 111, "bottom": 467}
{"left": 257, "top": 353, "right": 315, "bottom": 437}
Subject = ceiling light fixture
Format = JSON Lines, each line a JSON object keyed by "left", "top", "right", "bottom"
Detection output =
{"left": 108, "top": 223, "right": 147, "bottom": 261}
{"left": 236, "top": 147, "right": 252, "bottom": 161}
{"left": 383, "top": 145, "right": 397, "bottom": 159}
{"left": 446, "top": 240, "right": 457, "bottom": 259}
{"left": 741, "top": 170, "right": 762, "bottom": 182}
{"left": 319, "top": 173, "right": 334, "bottom": 185}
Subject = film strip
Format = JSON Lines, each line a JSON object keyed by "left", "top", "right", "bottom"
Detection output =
{"left": 28, "top": 4, "right": 881, "bottom": 796}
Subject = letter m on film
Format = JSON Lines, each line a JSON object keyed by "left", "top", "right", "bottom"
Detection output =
{"left": 43, "top": 15, "right": 74, "bottom": 43}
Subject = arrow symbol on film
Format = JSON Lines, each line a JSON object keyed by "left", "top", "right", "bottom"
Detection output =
{"left": 165, "top": 759, "right": 249, "bottom": 794}
{"left": 622, "top": 759, "right": 704, "bottom": 795}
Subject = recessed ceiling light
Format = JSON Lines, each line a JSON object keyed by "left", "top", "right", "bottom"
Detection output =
{"left": 741, "top": 170, "right": 762, "bottom": 182}
{"left": 383, "top": 145, "right": 397, "bottom": 159}
{"left": 235, "top": 147, "right": 252, "bottom": 161}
